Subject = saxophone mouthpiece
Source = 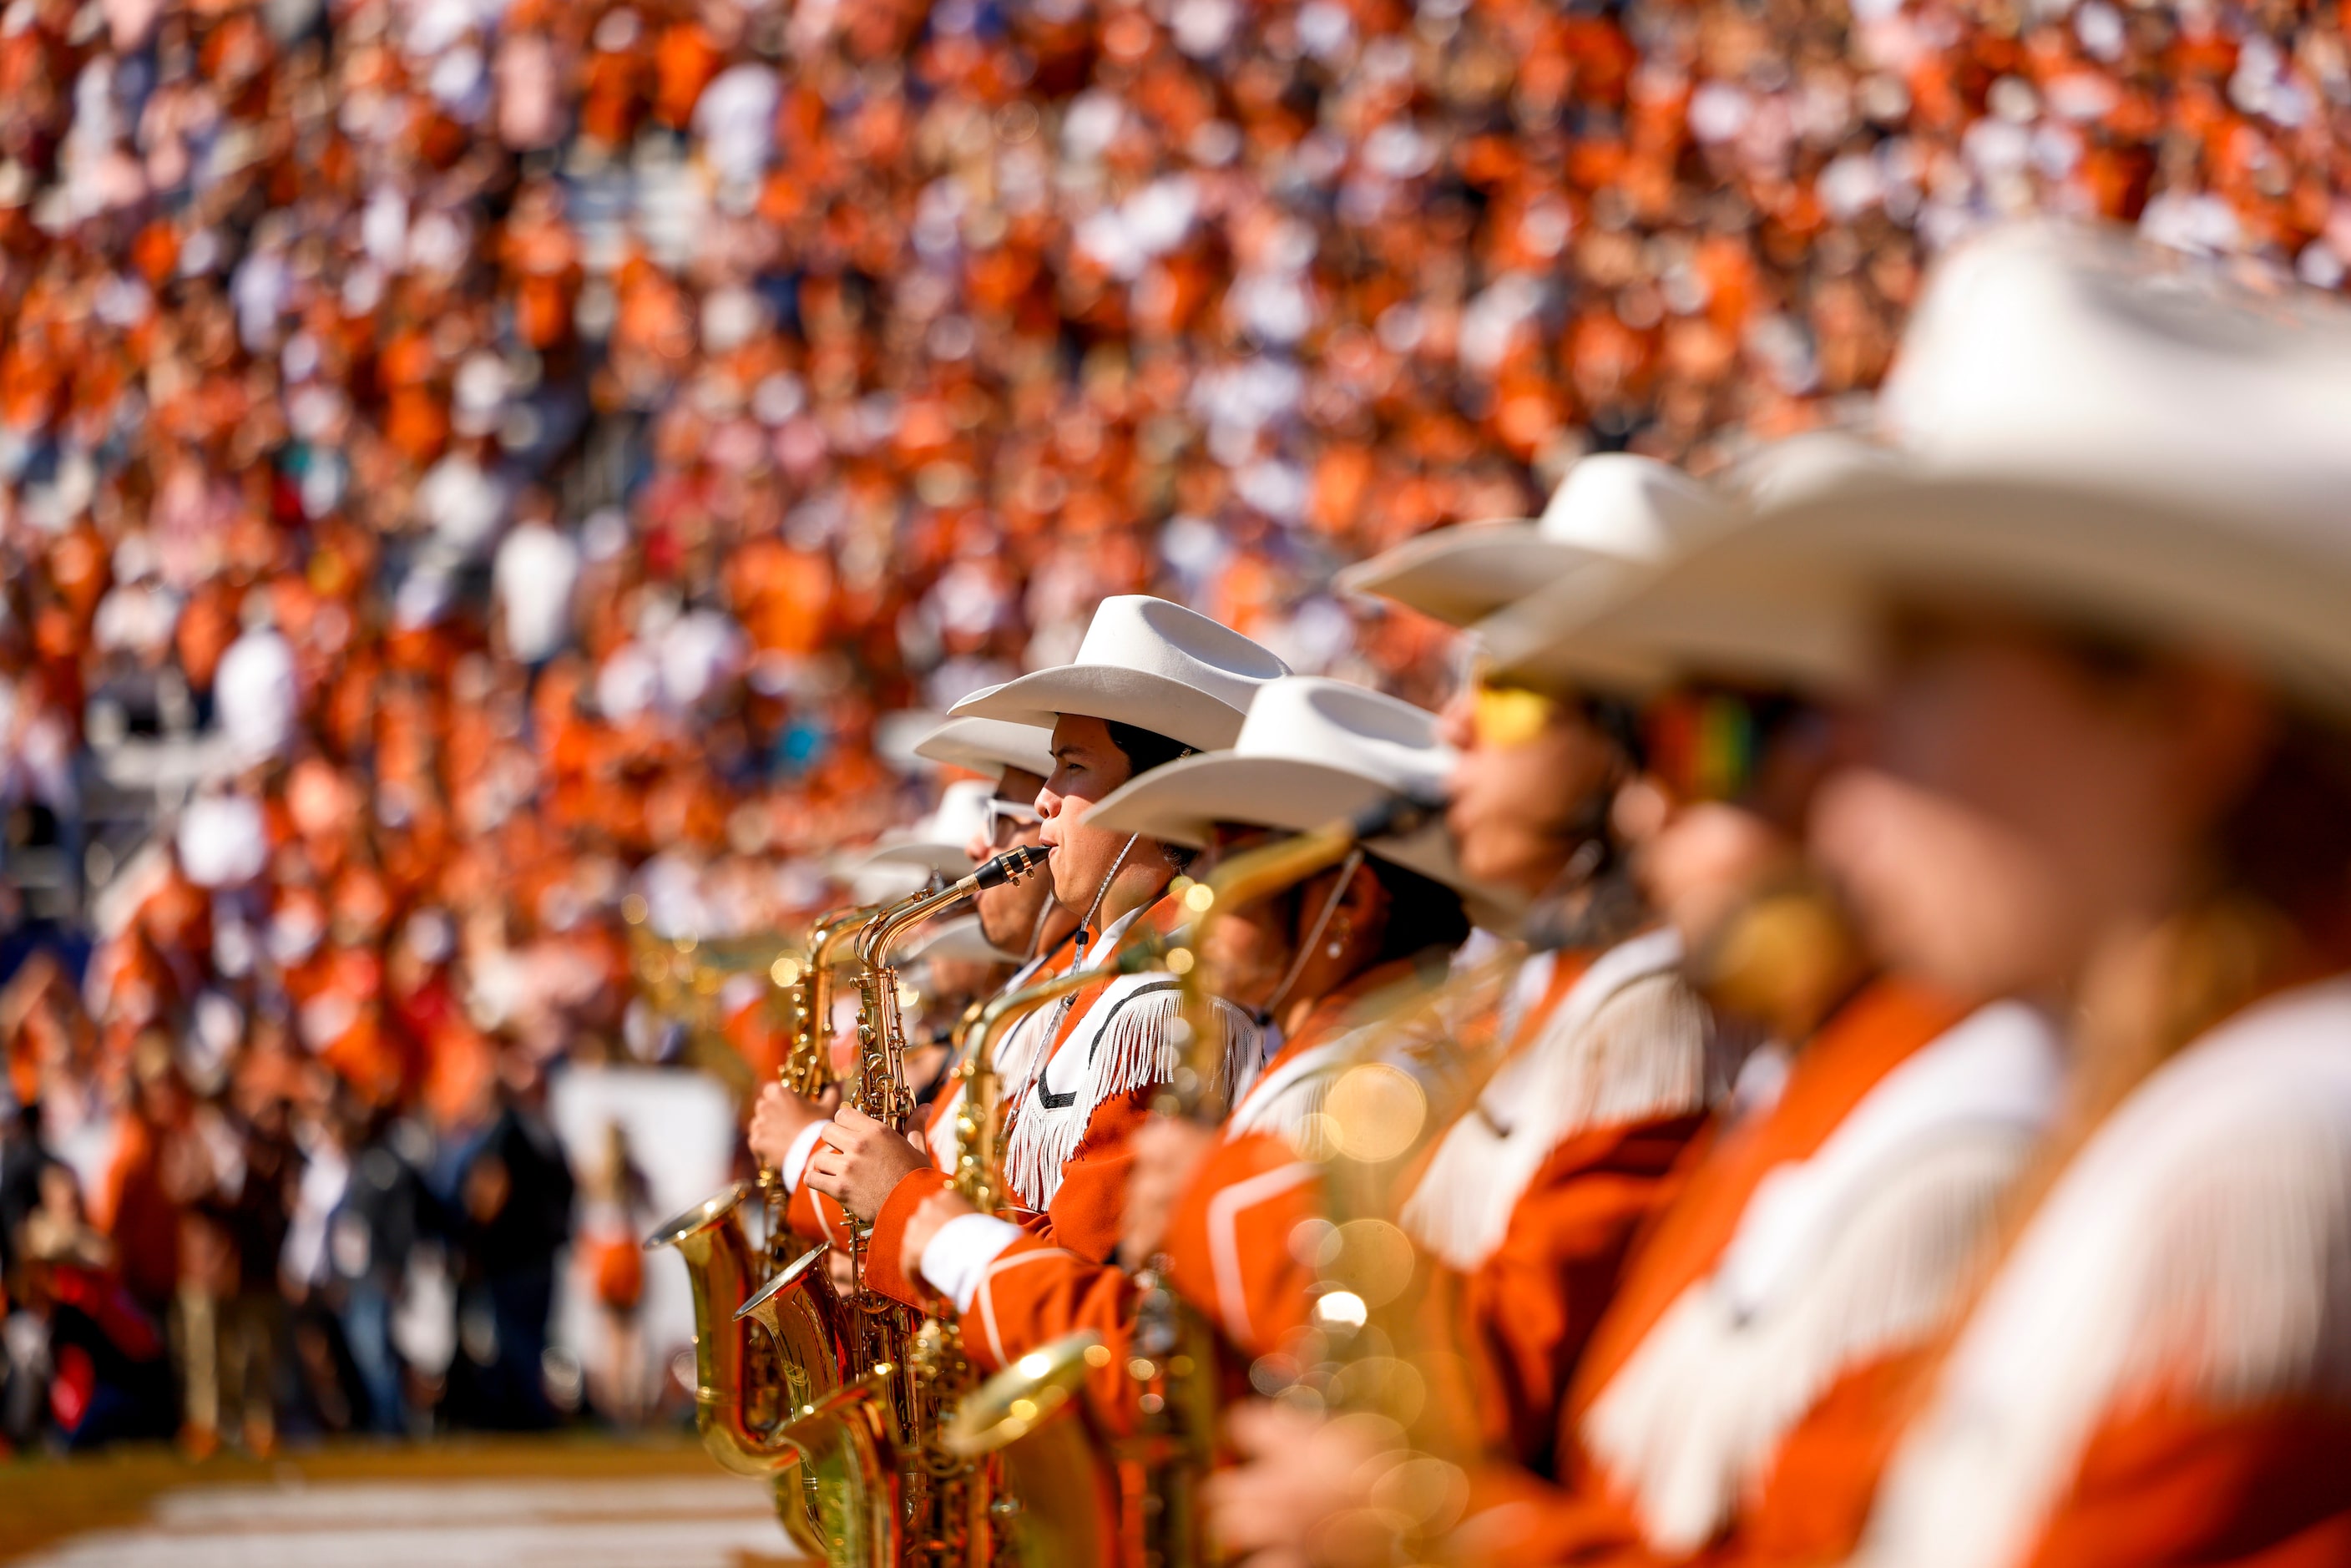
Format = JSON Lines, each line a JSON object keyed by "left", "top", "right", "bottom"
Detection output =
{"left": 1347, "top": 789, "right": 1447, "bottom": 843}
{"left": 965, "top": 843, "right": 1049, "bottom": 893}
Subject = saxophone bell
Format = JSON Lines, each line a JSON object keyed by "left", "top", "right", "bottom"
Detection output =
{"left": 645, "top": 1182, "right": 797, "bottom": 1478}
{"left": 736, "top": 1242, "right": 859, "bottom": 1418}
{"left": 943, "top": 1329, "right": 1105, "bottom": 1457}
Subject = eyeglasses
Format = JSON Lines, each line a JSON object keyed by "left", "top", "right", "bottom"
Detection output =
{"left": 983, "top": 797, "right": 1042, "bottom": 845}
{"left": 1471, "top": 677, "right": 1562, "bottom": 750}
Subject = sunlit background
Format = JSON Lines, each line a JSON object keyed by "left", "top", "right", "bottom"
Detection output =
{"left": 0, "top": 0, "right": 2340, "bottom": 1552}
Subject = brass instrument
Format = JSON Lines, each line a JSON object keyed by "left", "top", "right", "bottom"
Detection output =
{"left": 626, "top": 903, "right": 832, "bottom": 1551}
{"left": 731, "top": 845, "right": 1048, "bottom": 1568}
{"left": 895, "top": 914, "right": 1136, "bottom": 1566}
{"left": 1687, "top": 871, "right": 1868, "bottom": 1046}
{"left": 623, "top": 903, "right": 810, "bottom": 1105}
{"left": 789, "top": 902, "right": 881, "bottom": 1095}
{"left": 1242, "top": 964, "right": 1519, "bottom": 1566}
{"left": 934, "top": 928, "right": 1185, "bottom": 1561}
{"left": 640, "top": 1193, "right": 835, "bottom": 1560}
{"left": 1144, "top": 792, "right": 1448, "bottom": 1568}
{"left": 761, "top": 903, "right": 879, "bottom": 1277}
{"left": 953, "top": 793, "right": 1445, "bottom": 1568}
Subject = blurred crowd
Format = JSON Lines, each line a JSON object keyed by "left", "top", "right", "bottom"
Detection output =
{"left": 0, "top": 0, "right": 2343, "bottom": 1454}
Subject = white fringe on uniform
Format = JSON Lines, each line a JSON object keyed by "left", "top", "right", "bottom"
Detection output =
{"left": 1583, "top": 1002, "right": 2061, "bottom": 1554}
{"left": 1223, "top": 1030, "right": 1357, "bottom": 1143}
{"left": 1403, "top": 928, "right": 1715, "bottom": 1272}
{"left": 1851, "top": 979, "right": 2351, "bottom": 1568}
{"left": 925, "top": 948, "right": 1075, "bottom": 1171}
{"left": 1000, "top": 969, "right": 1262, "bottom": 1210}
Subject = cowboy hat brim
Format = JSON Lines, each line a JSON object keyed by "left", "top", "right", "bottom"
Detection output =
{"left": 1085, "top": 753, "right": 1522, "bottom": 932}
{"left": 1486, "top": 463, "right": 2351, "bottom": 717}
{"left": 862, "top": 839, "right": 979, "bottom": 879}
{"left": 950, "top": 665, "right": 1251, "bottom": 752}
{"left": 913, "top": 714, "right": 1056, "bottom": 780}
{"left": 1336, "top": 524, "right": 1608, "bottom": 628}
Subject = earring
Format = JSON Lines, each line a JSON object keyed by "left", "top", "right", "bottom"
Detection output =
{"left": 1325, "top": 918, "right": 1351, "bottom": 959}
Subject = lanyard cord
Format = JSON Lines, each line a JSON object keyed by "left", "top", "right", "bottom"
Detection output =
{"left": 1072, "top": 831, "right": 1143, "bottom": 961}
{"left": 1256, "top": 847, "right": 1364, "bottom": 1029}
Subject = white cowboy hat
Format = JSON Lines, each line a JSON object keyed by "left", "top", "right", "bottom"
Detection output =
{"left": 1474, "top": 432, "right": 1879, "bottom": 696}
{"left": 1482, "top": 222, "right": 2351, "bottom": 712}
{"left": 913, "top": 709, "right": 1056, "bottom": 781}
{"left": 1084, "top": 676, "right": 1522, "bottom": 931}
{"left": 949, "top": 595, "right": 1289, "bottom": 751}
{"left": 861, "top": 778, "right": 997, "bottom": 879}
{"left": 1334, "top": 453, "right": 1733, "bottom": 630}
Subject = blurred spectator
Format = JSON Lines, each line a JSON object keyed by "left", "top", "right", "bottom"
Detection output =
{"left": 572, "top": 1121, "right": 653, "bottom": 1424}
{"left": 328, "top": 1110, "right": 439, "bottom": 1434}
{"left": 443, "top": 1059, "right": 575, "bottom": 1431}
{"left": 21, "top": 1162, "right": 176, "bottom": 1448}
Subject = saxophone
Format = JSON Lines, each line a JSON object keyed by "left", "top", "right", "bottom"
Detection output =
{"left": 735, "top": 846, "right": 1049, "bottom": 1568}
{"left": 759, "top": 903, "right": 878, "bottom": 1269}
{"left": 1252, "top": 873, "right": 1849, "bottom": 1565}
{"left": 625, "top": 898, "right": 832, "bottom": 1550}
{"left": 952, "top": 793, "right": 1445, "bottom": 1568}
{"left": 894, "top": 939, "right": 1133, "bottom": 1566}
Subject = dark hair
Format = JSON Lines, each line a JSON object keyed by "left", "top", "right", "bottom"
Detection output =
{"left": 1250, "top": 849, "right": 1470, "bottom": 974}
{"left": 1103, "top": 721, "right": 1199, "bottom": 872}
{"left": 1104, "top": 720, "right": 1194, "bottom": 778}
{"left": 1586, "top": 694, "right": 1647, "bottom": 772}
{"left": 1368, "top": 854, "right": 1472, "bottom": 965}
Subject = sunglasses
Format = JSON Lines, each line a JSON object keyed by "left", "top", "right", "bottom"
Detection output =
{"left": 1471, "top": 675, "right": 1564, "bottom": 750}
{"left": 983, "top": 797, "right": 1042, "bottom": 845}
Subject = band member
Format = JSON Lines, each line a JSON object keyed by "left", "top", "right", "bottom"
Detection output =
{"left": 804, "top": 595, "right": 1286, "bottom": 1273}
{"left": 1737, "top": 228, "right": 2351, "bottom": 1568}
{"left": 1207, "top": 671, "right": 2062, "bottom": 1568}
{"left": 746, "top": 713, "right": 1069, "bottom": 1242}
{"left": 1204, "top": 489, "right": 2037, "bottom": 1560}
{"left": 1215, "top": 221, "right": 2351, "bottom": 1568}
{"left": 1353, "top": 455, "right": 1737, "bottom": 1470}
{"left": 857, "top": 677, "right": 1504, "bottom": 1409}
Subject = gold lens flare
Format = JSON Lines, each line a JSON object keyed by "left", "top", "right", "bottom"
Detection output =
{"left": 1330, "top": 1218, "right": 1417, "bottom": 1307}
{"left": 1368, "top": 1454, "right": 1469, "bottom": 1531}
{"left": 1312, "top": 1289, "right": 1369, "bottom": 1330}
{"left": 1329, "top": 1355, "right": 1426, "bottom": 1427}
{"left": 1322, "top": 1063, "right": 1427, "bottom": 1162}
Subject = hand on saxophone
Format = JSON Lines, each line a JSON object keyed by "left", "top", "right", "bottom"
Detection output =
{"left": 1203, "top": 1402, "right": 1409, "bottom": 1568}
{"left": 1118, "top": 1114, "right": 1216, "bottom": 1269}
{"left": 748, "top": 1081, "right": 837, "bottom": 1172}
{"left": 802, "top": 1105, "right": 933, "bottom": 1223}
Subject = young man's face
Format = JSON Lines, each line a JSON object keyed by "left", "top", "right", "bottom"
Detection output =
{"left": 1037, "top": 715, "right": 1149, "bottom": 919}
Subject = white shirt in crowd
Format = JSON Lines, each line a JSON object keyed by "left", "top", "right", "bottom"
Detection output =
{"left": 214, "top": 626, "right": 297, "bottom": 763}
{"left": 493, "top": 520, "right": 581, "bottom": 665}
